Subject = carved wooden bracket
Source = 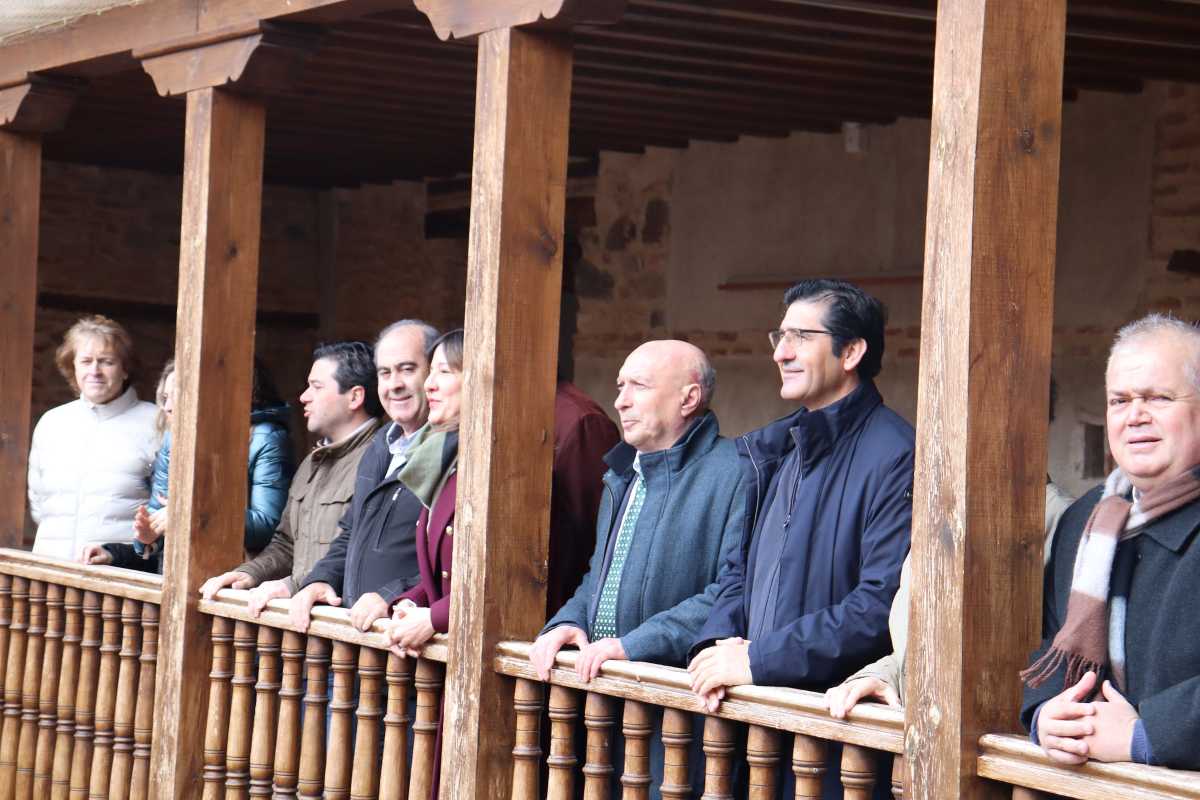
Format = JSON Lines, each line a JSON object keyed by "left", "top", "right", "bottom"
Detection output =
{"left": 415, "top": 0, "right": 625, "bottom": 41}
{"left": 135, "top": 22, "right": 322, "bottom": 98}
{"left": 0, "top": 74, "right": 86, "bottom": 133}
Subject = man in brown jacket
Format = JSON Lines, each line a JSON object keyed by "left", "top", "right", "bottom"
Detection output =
{"left": 199, "top": 341, "right": 383, "bottom": 609}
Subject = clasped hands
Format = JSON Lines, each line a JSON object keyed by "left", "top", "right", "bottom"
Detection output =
{"left": 1035, "top": 670, "right": 1139, "bottom": 764}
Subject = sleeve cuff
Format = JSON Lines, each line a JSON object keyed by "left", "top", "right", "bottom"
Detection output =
{"left": 1130, "top": 719, "right": 1156, "bottom": 765}
{"left": 1029, "top": 701, "right": 1048, "bottom": 746}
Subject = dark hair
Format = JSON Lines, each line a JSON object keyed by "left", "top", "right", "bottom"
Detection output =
{"left": 251, "top": 358, "right": 283, "bottom": 411}
{"left": 313, "top": 340, "right": 383, "bottom": 418}
{"left": 428, "top": 329, "right": 465, "bottom": 372}
{"left": 782, "top": 279, "right": 887, "bottom": 381}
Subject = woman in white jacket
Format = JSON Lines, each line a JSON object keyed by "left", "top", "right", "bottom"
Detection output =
{"left": 28, "top": 315, "right": 159, "bottom": 561}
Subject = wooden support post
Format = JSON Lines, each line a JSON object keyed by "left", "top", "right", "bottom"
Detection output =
{"left": 699, "top": 716, "right": 734, "bottom": 800}
{"left": 129, "top": 603, "right": 157, "bottom": 800}
{"left": 110, "top": 598, "right": 143, "bottom": 800}
{"left": 349, "top": 647, "right": 384, "bottom": 800}
{"left": 619, "top": 700, "right": 651, "bottom": 800}
{"left": 746, "top": 725, "right": 780, "bottom": 800}
{"left": 272, "top": 631, "right": 305, "bottom": 800}
{"left": 0, "top": 75, "right": 82, "bottom": 550}
{"left": 840, "top": 745, "right": 876, "bottom": 800}
{"left": 248, "top": 625, "right": 281, "bottom": 799}
{"left": 89, "top": 593, "right": 123, "bottom": 799}
{"left": 15, "top": 580, "right": 45, "bottom": 800}
{"left": 149, "top": 85, "right": 266, "bottom": 800}
{"left": 443, "top": 25, "right": 573, "bottom": 800}
{"left": 0, "top": 576, "right": 30, "bottom": 792}
{"left": 904, "top": 2, "right": 1067, "bottom": 800}
{"left": 0, "top": 131, "right": 40, "bottom": 550}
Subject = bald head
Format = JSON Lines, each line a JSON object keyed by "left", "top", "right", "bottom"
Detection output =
{"left": 615, "top": 340, "right": 715, "bottom": 454}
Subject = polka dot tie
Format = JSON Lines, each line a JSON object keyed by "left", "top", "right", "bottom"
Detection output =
{"left": 592, "top": 474, "right": 646, "bottom": 640}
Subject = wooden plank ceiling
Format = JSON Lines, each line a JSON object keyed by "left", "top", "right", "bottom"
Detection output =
{"left": 38, "top": 0, "right": 1200, "bottom": 186}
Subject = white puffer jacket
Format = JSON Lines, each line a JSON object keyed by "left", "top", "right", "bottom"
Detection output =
{"left": 28, "top": 387, "right": 159, "bottom": 561}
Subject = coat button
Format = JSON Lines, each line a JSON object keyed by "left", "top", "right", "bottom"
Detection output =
{"left": 445, "top": 525, "right": 453, "bottom": 536}
{"left": 441, "top": 570, "right": 449, "bottom": 579}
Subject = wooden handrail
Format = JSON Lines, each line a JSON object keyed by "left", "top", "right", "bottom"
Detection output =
{"left": 494, "top": 640, "right": 903, "bottom": 755}
{"left": 199, "top": 589, "right": 450, "bottom": 661}
{"left": 977, "top": 734, "right": 1200, "bottom": 800}
{"left": 0, "top": 549, "right": 161, "bottom": 604}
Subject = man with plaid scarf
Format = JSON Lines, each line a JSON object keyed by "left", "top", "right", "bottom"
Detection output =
{"left": 1022, "top": 313, "right": 1200, "bottom": 769}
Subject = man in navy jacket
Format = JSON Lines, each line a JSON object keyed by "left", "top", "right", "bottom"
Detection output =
{"left": 689, "top": 278, "right": 914, "bottom": 710}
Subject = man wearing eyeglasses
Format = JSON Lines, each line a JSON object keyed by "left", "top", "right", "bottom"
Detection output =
{"left": 688, "top": 278, "right": 915, "bottom": 718}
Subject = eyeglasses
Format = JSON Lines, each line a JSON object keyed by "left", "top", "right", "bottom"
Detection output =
{"left": 768, "top": 328, "right": 833, "bottom": 349}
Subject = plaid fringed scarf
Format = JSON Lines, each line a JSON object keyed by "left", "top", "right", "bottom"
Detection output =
{"left": 1021, "top": 464, "right": 1200, "bottom": 691}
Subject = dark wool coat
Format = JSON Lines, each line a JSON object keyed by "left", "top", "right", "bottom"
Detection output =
{"left": 1022, "top": 485, "right": 1200, "bottom": 769}
{"left": 543, "top": 411, "right": 748, "bottom": 666}
{"left": 692, "top": 380, "right": 915, "bottom": 689}
{"left": 395, "top": 471, "right": 457, "bottom": 631}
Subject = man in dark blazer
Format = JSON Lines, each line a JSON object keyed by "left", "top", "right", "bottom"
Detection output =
{"left": 689, "top": 279, "right": 914, "bottom": 706}
{"left": 1022, "top": 314, "right": 1200, "bottom": 770}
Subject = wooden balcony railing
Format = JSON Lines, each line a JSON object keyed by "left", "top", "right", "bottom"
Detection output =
{"left": 2, "top": 552, "right": 1200, "bottom": 800}
{"left": 196, "top": 590, "right": 449, "bottom": 800}
{"left": 494, "top": 640, "right": 906, "bottom": 800}
{"left": 0, "top": 549, "right": 162, "bottom": 799}
{"left": 977, "top": 734, "right": 1200, "bottom": 800}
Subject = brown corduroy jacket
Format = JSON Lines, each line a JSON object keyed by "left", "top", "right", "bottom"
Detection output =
{"left": 236, "top": 417, "right": 384, "bottom": 592}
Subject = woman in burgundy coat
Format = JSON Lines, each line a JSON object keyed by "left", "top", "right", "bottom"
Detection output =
{"left": 386, "top": 328, "right": 462, "bottom": 800}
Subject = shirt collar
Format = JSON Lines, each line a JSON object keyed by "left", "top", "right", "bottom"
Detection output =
{"left": 82, "top": 386, "right": 139, "bottom": 421}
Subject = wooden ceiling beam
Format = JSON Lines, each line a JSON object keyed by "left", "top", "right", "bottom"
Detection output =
{"left": 412, "top": 0, "right": 625, "bottom": 41}
{"left": 0, "top": 73, "right": 86, "bottom": 133}
{"left": 0, "top": 0, "right": 407, "bottom": 86}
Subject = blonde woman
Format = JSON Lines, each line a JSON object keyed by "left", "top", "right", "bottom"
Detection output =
{"left": 28, "top": 315, "right": 158, "bottom": 560}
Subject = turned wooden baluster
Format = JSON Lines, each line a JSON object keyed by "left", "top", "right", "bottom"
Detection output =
{"left": 297, "top": 635, "right": 330, "bottom": 800}
{"left": 108, "top": 598, "right": 142, "bottom": 800}
{"left": 546, "top": 686, "right": 579, "bottom": 800}
{"left": 33, "top": 583, "right": 65, "bottom": 797}
{"left": 201, "top": 616, "right": 235, "bottom": 800}
{"left": 51, "top": 587, "right": 82, "bottom": 800}
{"left": 248, "top": 626, "right": 281, "bottom": 799}
{"left": 890, "top": 754, "right": 905, "bottom": 799}
{"left": 408, "top": 658, "right": 444, "bottom": 800}
{"left": 699, "top": 716, "right": 735, "bottom": 800}
{"left": 582, "top": 692, "right": 615, "bottom": 800}
{"left": 68, "top": 590, "right": 101, "bottom": 799}
{"left": 1011, "top": 789, "right": 1044, "bottom": 800}
{"left": 620, "top": 700, "right": 651, "bottom": 800}
{"left": 0, "top": 576, "right": 30, "bottom": 792}
{"left": 659, "top": 709, "right": 691, "bottom": 800}
{"left": 747, "top": 725, "right": 781, "bottom": 800}
{"left": 378, "top": 654, "right": 411, "bottom": 800}
{"left": 510, "top": 678, "right": 543, "bottom": 800}
{"left": 129, "top": 603, "right": 157, "bottom": 800}
{"left": 225, "top": 620, "right": 258, "bottom": 800}
{"left": 271, "top": 631, "right": 305, "bottom": 800}
{"left": 15, "top": 580, "right": 46, "bottom": 799}
{"left": 325, "top": 641, "right": 357, "bottom": 800}
{"left": 792, "top": 735, "right": 827, "bottom": 800}
{"left": 350, "top": 647, "right": 385, "bottom": 800}
{"left": 840, "top": 744, "right": 876, "bottom": 800}
{"left": 88, "top": 594, "right": 123, "bottom": 798}
{"left": 0, "top": 576, "right": 13, "bottom": 702}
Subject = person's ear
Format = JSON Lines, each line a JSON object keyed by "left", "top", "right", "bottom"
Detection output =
{"left": 680, "top": 383, "right": 703, "bottom": 417}
{"left": 841, "top": 339, "right": 867, "bottom": 374}
{"left": 347, "top": 385, "right": 365, "bottom": 411}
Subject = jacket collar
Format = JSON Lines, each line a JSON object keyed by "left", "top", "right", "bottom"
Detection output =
{"left": 82, "top": 385, "right": 140, "bottom": 421}
{"left": 1140, "top": 493, "right": 1200, "bottom": 553}
{"left": 742, "top": 380, "right": 883, "bottom": 473}
{"left": 603, "top": 410, "right": 721, "bottom": 480}
{"left": 312, "top": 417, "right": 384, "bottom": 464}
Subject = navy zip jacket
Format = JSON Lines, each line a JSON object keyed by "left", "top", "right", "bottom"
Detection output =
{"left": 692, "top": 380, "right": 914, "bottom": 688}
